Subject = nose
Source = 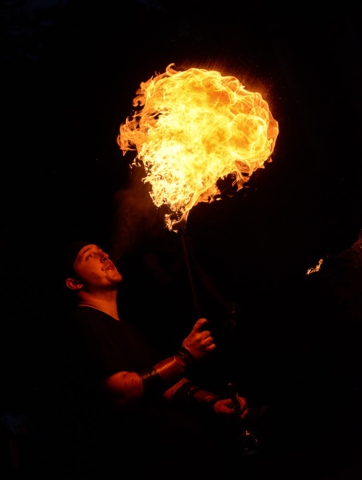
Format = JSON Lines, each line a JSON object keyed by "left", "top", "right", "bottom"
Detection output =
{"left": 100, "top": 251, "right": 109, "bottom": 262}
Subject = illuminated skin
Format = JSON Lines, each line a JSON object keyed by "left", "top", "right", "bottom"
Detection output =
{"left": 72, "top": 244, "right": 123, "bottom": 288}
{"left": 66, "top": 244, "right": 123, "bottom": 320}
{"left": 66, "top": 244, "right": 249, "bottom": 418}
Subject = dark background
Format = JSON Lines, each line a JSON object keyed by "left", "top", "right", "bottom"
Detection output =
{"left": 1, "top": 1, "right": 361, "bottom": 477}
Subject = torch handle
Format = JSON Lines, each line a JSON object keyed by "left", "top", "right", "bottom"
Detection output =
{"left": 227, "top": 382, "right": 242, "bottom": 417}
{"left": 179, "top": 229, "right": 201, "bottom": 320}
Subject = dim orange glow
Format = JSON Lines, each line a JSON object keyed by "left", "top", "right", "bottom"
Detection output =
{"left": 118, "top": 64, "right": 279, "bottom": 230}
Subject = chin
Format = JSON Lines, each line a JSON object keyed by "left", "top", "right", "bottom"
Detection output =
{"left": 114, "top": 274, "right": 123, "bottom": 283}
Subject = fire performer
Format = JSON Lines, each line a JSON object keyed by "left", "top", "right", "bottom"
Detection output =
{"left": 62, "top": 240, "right": 249, "bottom": 477}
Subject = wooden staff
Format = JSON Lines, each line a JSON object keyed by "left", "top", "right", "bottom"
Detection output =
{"left": 178, "top": 229, "right": 201, "bottom": 320}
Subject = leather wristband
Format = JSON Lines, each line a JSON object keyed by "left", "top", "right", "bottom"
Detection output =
{"left": 139, "top": 348, "right": 195, "bottom": 396}
{"left": 138, "top": 367, "right": 163, "bottom": 394}
{"left": 171, "top": 381, "right": 199, "bottom": 404}
{"left": 174, "top": 347, "right": 196, "bottom": 368}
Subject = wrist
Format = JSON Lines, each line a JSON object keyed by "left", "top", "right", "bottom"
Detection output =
{"left": 207, "top": 396, "right": 221, "bottom": 410}
{"left": 189, "top": 388, "right": 221, "bottom": 413}
{"left": 139, "top": 349, "right": 196, "bottom": 397}
{"left": 174, "top": 347, "right": 196, "bottom": 368}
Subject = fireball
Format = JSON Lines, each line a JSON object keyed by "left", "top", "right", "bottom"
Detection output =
{"left": 118, "top": 64, "right": 279, "bottom": 230}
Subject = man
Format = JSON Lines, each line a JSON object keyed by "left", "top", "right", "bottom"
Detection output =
{"left": 63, "top": 241, "right": 249, "bottom": 476}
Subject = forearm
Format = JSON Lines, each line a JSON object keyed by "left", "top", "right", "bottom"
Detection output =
{"left": 192, "top": 388, "right": 220, "bottom": 406}
{"left": 103, "top": 348, "right": 195, "bottom": 407}
{"left": 102, "top": 316, "right": 215, "bottom": 408}
{"left": 168, "top": 381, "right": 249, "bottom": 418}
{"left": 167, "top": 380, "right": 220, "bottom": 412}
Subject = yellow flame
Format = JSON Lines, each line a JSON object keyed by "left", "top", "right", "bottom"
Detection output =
{"left": 118, "top": 64, "right": 279, "bottom": 230}
{"left": 306, "top": 259, "right": 323, "bottom": 275}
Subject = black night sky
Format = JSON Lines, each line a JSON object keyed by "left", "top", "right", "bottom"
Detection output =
{"left": 1, "top": 1, "right": 361, "bottom": 477}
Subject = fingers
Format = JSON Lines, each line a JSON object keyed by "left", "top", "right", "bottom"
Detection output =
{"left": 203, "top": 334, "right": 214, "bottom": 345}
{"left": 200, "top": 329, "right": 211, "bottom": 340}
{"left": 182, "top": 318, "right": 216, "bottom": 359}
{"left": 192, "top": 318, "right": 215, "bottom": 344}
{"left": 213, "top": 398, "right": 235, "bottom": 415}
{"left": 211, "top": 396, "right": 250, "bottom": 418}
{"left": 205, "top": 343, "right": 216, "bottom": 352}
{"left": 199, "top": 324, "right": 215, "bottom": 350}
{"left": 191, "top": 318, "right": 214, "bottom": 342}
{"left": 238, "top": 396, "right": 249, "bottom": 418}
{"left": 203, "top": 333, "right": 216, "bottom": 351}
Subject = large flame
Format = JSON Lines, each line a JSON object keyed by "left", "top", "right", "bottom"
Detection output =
{"left": 118, "top": 64, "right": 279, "bottom": 230}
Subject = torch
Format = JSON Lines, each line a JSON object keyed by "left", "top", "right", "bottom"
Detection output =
{"left": 117, "top": 63, "right": 279, "bottom": 320}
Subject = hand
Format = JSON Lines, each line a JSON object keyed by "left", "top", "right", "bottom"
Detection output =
{"left": 181, "top": 318, "right": 216, "bottom": 360}
{"left": 213, "top": 396, "right": 249, "bottom": 419}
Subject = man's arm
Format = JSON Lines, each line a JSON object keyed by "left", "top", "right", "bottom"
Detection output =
{"left": 163, "top": 378, "right": 249, "bottom": 419}
{"left": 102, "top": 318, "right": 215, "bottom": 408}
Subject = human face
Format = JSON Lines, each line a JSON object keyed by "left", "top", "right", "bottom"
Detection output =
{"left": 72, "top": 244, "right": 122, "bottom": 290}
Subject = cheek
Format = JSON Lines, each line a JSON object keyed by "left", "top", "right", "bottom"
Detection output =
{"left": 76, "top": 266, "right": 103, "bottom": 284}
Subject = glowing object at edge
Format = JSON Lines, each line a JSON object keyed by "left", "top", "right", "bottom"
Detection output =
{"left": 118, "top": 64, "right": 279, "bottom": 230}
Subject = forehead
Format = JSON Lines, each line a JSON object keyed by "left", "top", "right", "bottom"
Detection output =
{"left": 74, "top": 244, "right": 101, "bottom": 263}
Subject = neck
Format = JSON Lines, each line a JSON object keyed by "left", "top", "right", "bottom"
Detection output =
{"left": 77, "top": 290, "right": 120, "bottom": 320}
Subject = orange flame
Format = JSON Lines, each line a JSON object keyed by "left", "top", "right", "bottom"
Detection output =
{"left": 118, "top": 64, "right": 279, "bottom": 230}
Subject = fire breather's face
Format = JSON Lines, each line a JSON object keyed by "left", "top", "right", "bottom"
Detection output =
{"left": 72, "top": 244, "right": 123, "bottom": 289}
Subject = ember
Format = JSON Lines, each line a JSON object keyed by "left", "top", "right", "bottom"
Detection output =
{"left": 118, "top": 64, "right": 279, "bottom": 230}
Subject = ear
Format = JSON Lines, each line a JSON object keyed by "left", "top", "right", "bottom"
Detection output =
{"left": 65, "top": 277, "right": 83, "bottom": 291}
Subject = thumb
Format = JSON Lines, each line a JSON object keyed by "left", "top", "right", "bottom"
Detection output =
{"left": 192, "top": 318, "right": 209, "bottom": 332}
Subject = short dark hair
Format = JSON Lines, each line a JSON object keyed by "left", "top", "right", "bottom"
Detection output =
{"left": 63, "top": 240, "right": 92, "bottom": 279}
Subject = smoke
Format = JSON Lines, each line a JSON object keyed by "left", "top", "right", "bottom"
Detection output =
{"left": 109, "top": 167, "right": 167, "bottom": 265}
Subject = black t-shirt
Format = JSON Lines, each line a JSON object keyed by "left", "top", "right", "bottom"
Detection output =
{"left": 65, "top": 306, "right": 163, "bottom": 420}
{"left": 61, "top": 307, "right": 236, "bottom": 477}
{"left": 63, "top": 307, "right": 170, "bottom": 469}
{"left": 68, "top": 306, "right": 158, "bottom": 383}
{"left": 66, "top": 307, "right": 165, "bottom": 450}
